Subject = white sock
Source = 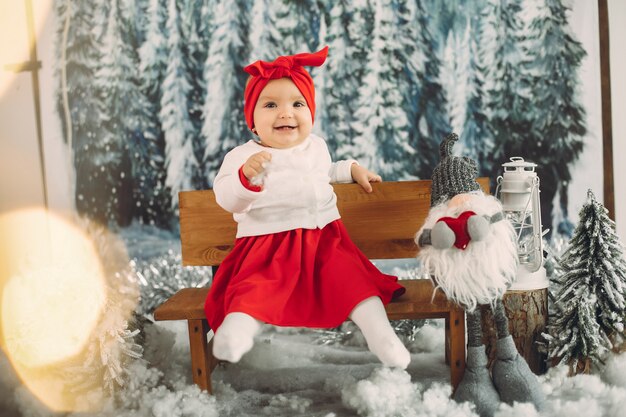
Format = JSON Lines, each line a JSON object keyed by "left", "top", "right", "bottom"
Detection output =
{"left": 350, "top": 296, "right": 411, "bottom": 369}
{"left": 212, "top": 312, "right": 262, "bottom": 363}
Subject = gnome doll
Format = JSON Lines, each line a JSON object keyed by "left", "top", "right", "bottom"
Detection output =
{"left": 415, "top": 134, "right": 545, "bottom": 417}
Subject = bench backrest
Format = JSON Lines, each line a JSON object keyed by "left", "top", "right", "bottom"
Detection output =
{"left": 178, "top": 179, "right": 490, "bottom": 266}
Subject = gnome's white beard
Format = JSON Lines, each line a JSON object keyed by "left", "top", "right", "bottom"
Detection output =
{"left": 416, "top": 192, "right": 518, "bottom": 311}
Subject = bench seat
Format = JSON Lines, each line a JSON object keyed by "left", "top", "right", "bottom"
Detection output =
{"left": 154, "top": 279, "right": 465, "bottom": 392}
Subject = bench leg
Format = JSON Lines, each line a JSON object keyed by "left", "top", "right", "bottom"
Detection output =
{"left": 187, "top": 319, "right": 218, "bottom": 393}
{"left": 445, "top": 316, "right": 450, "bottom": 365}
{"left": 446, "top": 308, "right": 466, "bottom": 391}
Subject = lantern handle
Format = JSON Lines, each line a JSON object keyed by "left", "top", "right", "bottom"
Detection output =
{"left": 495, "top": 175, "right": 504, "bottom": 200}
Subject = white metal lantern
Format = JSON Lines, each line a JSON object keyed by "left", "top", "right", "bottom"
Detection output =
{"left": 496, "top": 157, "right": 548, "bottom": 290}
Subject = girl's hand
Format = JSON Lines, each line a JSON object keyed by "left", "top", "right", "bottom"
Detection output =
{"left": 351, "top": 163, "right": 382, "bottom": 193}
{"left": 243, "top": 151, "right": 272, "bottom": 180}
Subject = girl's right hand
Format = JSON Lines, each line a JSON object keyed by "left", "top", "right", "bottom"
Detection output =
{"left": 242, "top": 151, "right": 272, "bottom": 180}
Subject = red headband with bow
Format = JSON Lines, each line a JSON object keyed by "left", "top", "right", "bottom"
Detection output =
{"left": 243, "top": 46, "right": 329, "bottom": 131}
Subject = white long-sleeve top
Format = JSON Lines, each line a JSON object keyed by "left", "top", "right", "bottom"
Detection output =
{"left": 213, "top": 134, "right": 356, "bottom": 238}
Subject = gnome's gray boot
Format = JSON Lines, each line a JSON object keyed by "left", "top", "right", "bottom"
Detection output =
{"left": 453, "top": 345, "right": 500, "bottom": 417}
{"left": 491, "top": 299, "right": 545, "bottom": 410}
{"left": 491, "top": 335, "right": 545, "bottom": 410}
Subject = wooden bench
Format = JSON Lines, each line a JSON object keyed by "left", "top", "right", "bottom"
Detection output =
{"left": 154, "top": 179, "right": 489, "bottom": 393}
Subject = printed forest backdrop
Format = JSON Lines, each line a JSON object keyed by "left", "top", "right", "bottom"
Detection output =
{"left": 55, "top": 0, "right": 594, "bottom": 239}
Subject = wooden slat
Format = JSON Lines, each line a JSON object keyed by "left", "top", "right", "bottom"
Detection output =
{"left": 178, "top": 178, "right": 490, "bottom": 266}
{"left": 178, "top": 190, "right": 237, "bottom": 266}
{"left": 154, "top": 287, "right": 209, "bottom": 321}
{"left": 333, "top": 181, "right": 431, "bottom": 260}
{"left": 154, "top": 279, "right": 455, "bottom": 322}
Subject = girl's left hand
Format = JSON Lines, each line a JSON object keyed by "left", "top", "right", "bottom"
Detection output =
{"left": 351, "top": 164, "right": 382, "bottom": 193}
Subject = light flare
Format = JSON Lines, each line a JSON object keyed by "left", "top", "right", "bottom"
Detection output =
{"left": 0, "top": 208, "right": 108, "bottom": 412}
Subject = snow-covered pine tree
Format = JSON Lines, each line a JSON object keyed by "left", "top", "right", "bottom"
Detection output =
{"left": 410, "top": 0, "right": 451, "bottom": 180}
{"left": 483, "top": 0, "right": 586, "bottom": 239}
{"left": 121, "top": 0, "right": 150, "bottom": 46}
{"left": 428, "top": 0, "right": 482, "bottom": 44}
{"left": 249, "top": 0, "right": 281, "bottom": 60}
{"left": 92, "top": 0, "right": 137, "bottom": 227}
{"left": 547, "top": 190, "right": 626, "bottom": 373}
{"left": 394, "top": 0, "right": 427, "bottom": 179}
{"left": 351, "top": 0, "right": 414, "bottom": 179}
{"left": 271, "top": 0, "right": 322, "bottom": 54}
{"left": 440, "top": 22, "right": 470, "bottom": 142}
{"left": 91, "top": 0, "right": 111, "bottom": 43}
{"left": 54, "top": 0, "right": 101, "bottom": 215}
{"left": 113, "top": 0, "right": 171, "bottom": 228}
{"left": 161, "top": 0, "right": 200, "bottom": 209}
{"left": 333, "top": 0, "right": 376, "bottom": 161}
{"left": 202, "top": 0, "right": 251, "bottom": 185}
{"left": 136, "top": 0, "right": 172, "bottom": 227}
{"left": 311, "top": 4, "right": 328, "bottom": 139}
{"left": 461, "top": 0, "right": 496, "bottom": 169}
{"left": 249, "top": 0, "right": 267, "bottom": 51}
{"left": 547, "top": 290, "right": 608, "bottom": 374}
{"left": 570, "top": 191, "right": 625, "bottom": 341}
{"left": 181, "top": 0, "right": 214, "bottom": 189}
{"left": 319, "top": 0, "right": 373, "bottom": 159}
{"left": 483, "top": 0, "right": 532, "bottom": 183}
{"left": 524, "top": 0, "right": 586, "bottom": 238}
{"left": 139, "top": 0, "right": 168, "bottom": 99}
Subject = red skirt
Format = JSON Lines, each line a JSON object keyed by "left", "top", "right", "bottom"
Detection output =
{"left": 204, "top": 219, "right": 405, "bottom": 331}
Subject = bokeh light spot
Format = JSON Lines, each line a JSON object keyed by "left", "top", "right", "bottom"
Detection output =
{"left": 0, "top": 208, "right": 107, "bottom": 411}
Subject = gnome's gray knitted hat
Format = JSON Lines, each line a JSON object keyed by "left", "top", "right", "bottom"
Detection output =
{"left": 430, "top": 133, "right": 481, "bottom": 207}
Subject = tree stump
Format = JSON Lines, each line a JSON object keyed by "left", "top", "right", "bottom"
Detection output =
{"left": 480, "top": 288, "right": 548, "bottom": 375}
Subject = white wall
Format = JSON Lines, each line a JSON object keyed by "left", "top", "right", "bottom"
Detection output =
{"left": 568, "top": 0, "right": 604, "bottom": 234}
{"left": 0, "top": 1, "right": 46, "bottom": 212}
{"left": 0, "top": 0, "right": 72, "bottom": 218}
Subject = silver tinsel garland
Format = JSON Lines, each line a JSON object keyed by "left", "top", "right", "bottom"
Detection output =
{"left": 130, "top": 249, "right": 213, "bottom": 317}
{"left": 312, "top": 319, "right": 427, "bottom": 347}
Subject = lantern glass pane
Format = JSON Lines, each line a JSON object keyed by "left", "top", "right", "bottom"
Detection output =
{"left": 505, "top": 210, "right": 538, "bottom": 266}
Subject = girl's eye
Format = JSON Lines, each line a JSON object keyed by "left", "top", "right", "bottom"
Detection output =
{"left": 294, "top": 101, "right": 306, "bottom": 107}
{"left": 264, "top": 102, "right": 276, "bottom": 108}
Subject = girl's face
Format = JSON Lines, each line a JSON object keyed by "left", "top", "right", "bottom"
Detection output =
{"left": 252, "top": 78, "right": 313, "bottom": 149}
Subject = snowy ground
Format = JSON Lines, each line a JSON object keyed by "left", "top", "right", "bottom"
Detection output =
{"left": 3, "top": 317, "right": 626, "bottom": 417}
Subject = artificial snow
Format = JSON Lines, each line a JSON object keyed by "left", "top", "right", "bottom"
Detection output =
{"left": 4, "top": 318, "right": 626, "bottom": 416}
{"left": 602, "top": 353, "right": 626, "bottom": 388}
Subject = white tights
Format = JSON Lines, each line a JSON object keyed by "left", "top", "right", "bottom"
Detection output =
{"left": 212, "top": 312, "right": 262, "bottom": 363}
{"left": 212, "top": 297, "right": 410, "bottom": 369}
{"left": 349, "top": 296, "right": 411, "bottom": 369}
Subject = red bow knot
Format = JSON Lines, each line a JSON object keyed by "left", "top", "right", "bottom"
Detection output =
{"left": 270, "top": 57, "right": 292, "bottom": 76}
{"left": 245, "top": 57, "right": 294, "bottom": 78}
{"left": 243, "top": 47, "right": 329, "bottom": 130}
{"left": 436, "top": 211, "right": 477, "bottom": 250}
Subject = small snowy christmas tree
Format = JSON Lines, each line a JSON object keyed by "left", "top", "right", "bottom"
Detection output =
{"left": 546, "top": 189, "right": 626, "bottom": 374}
